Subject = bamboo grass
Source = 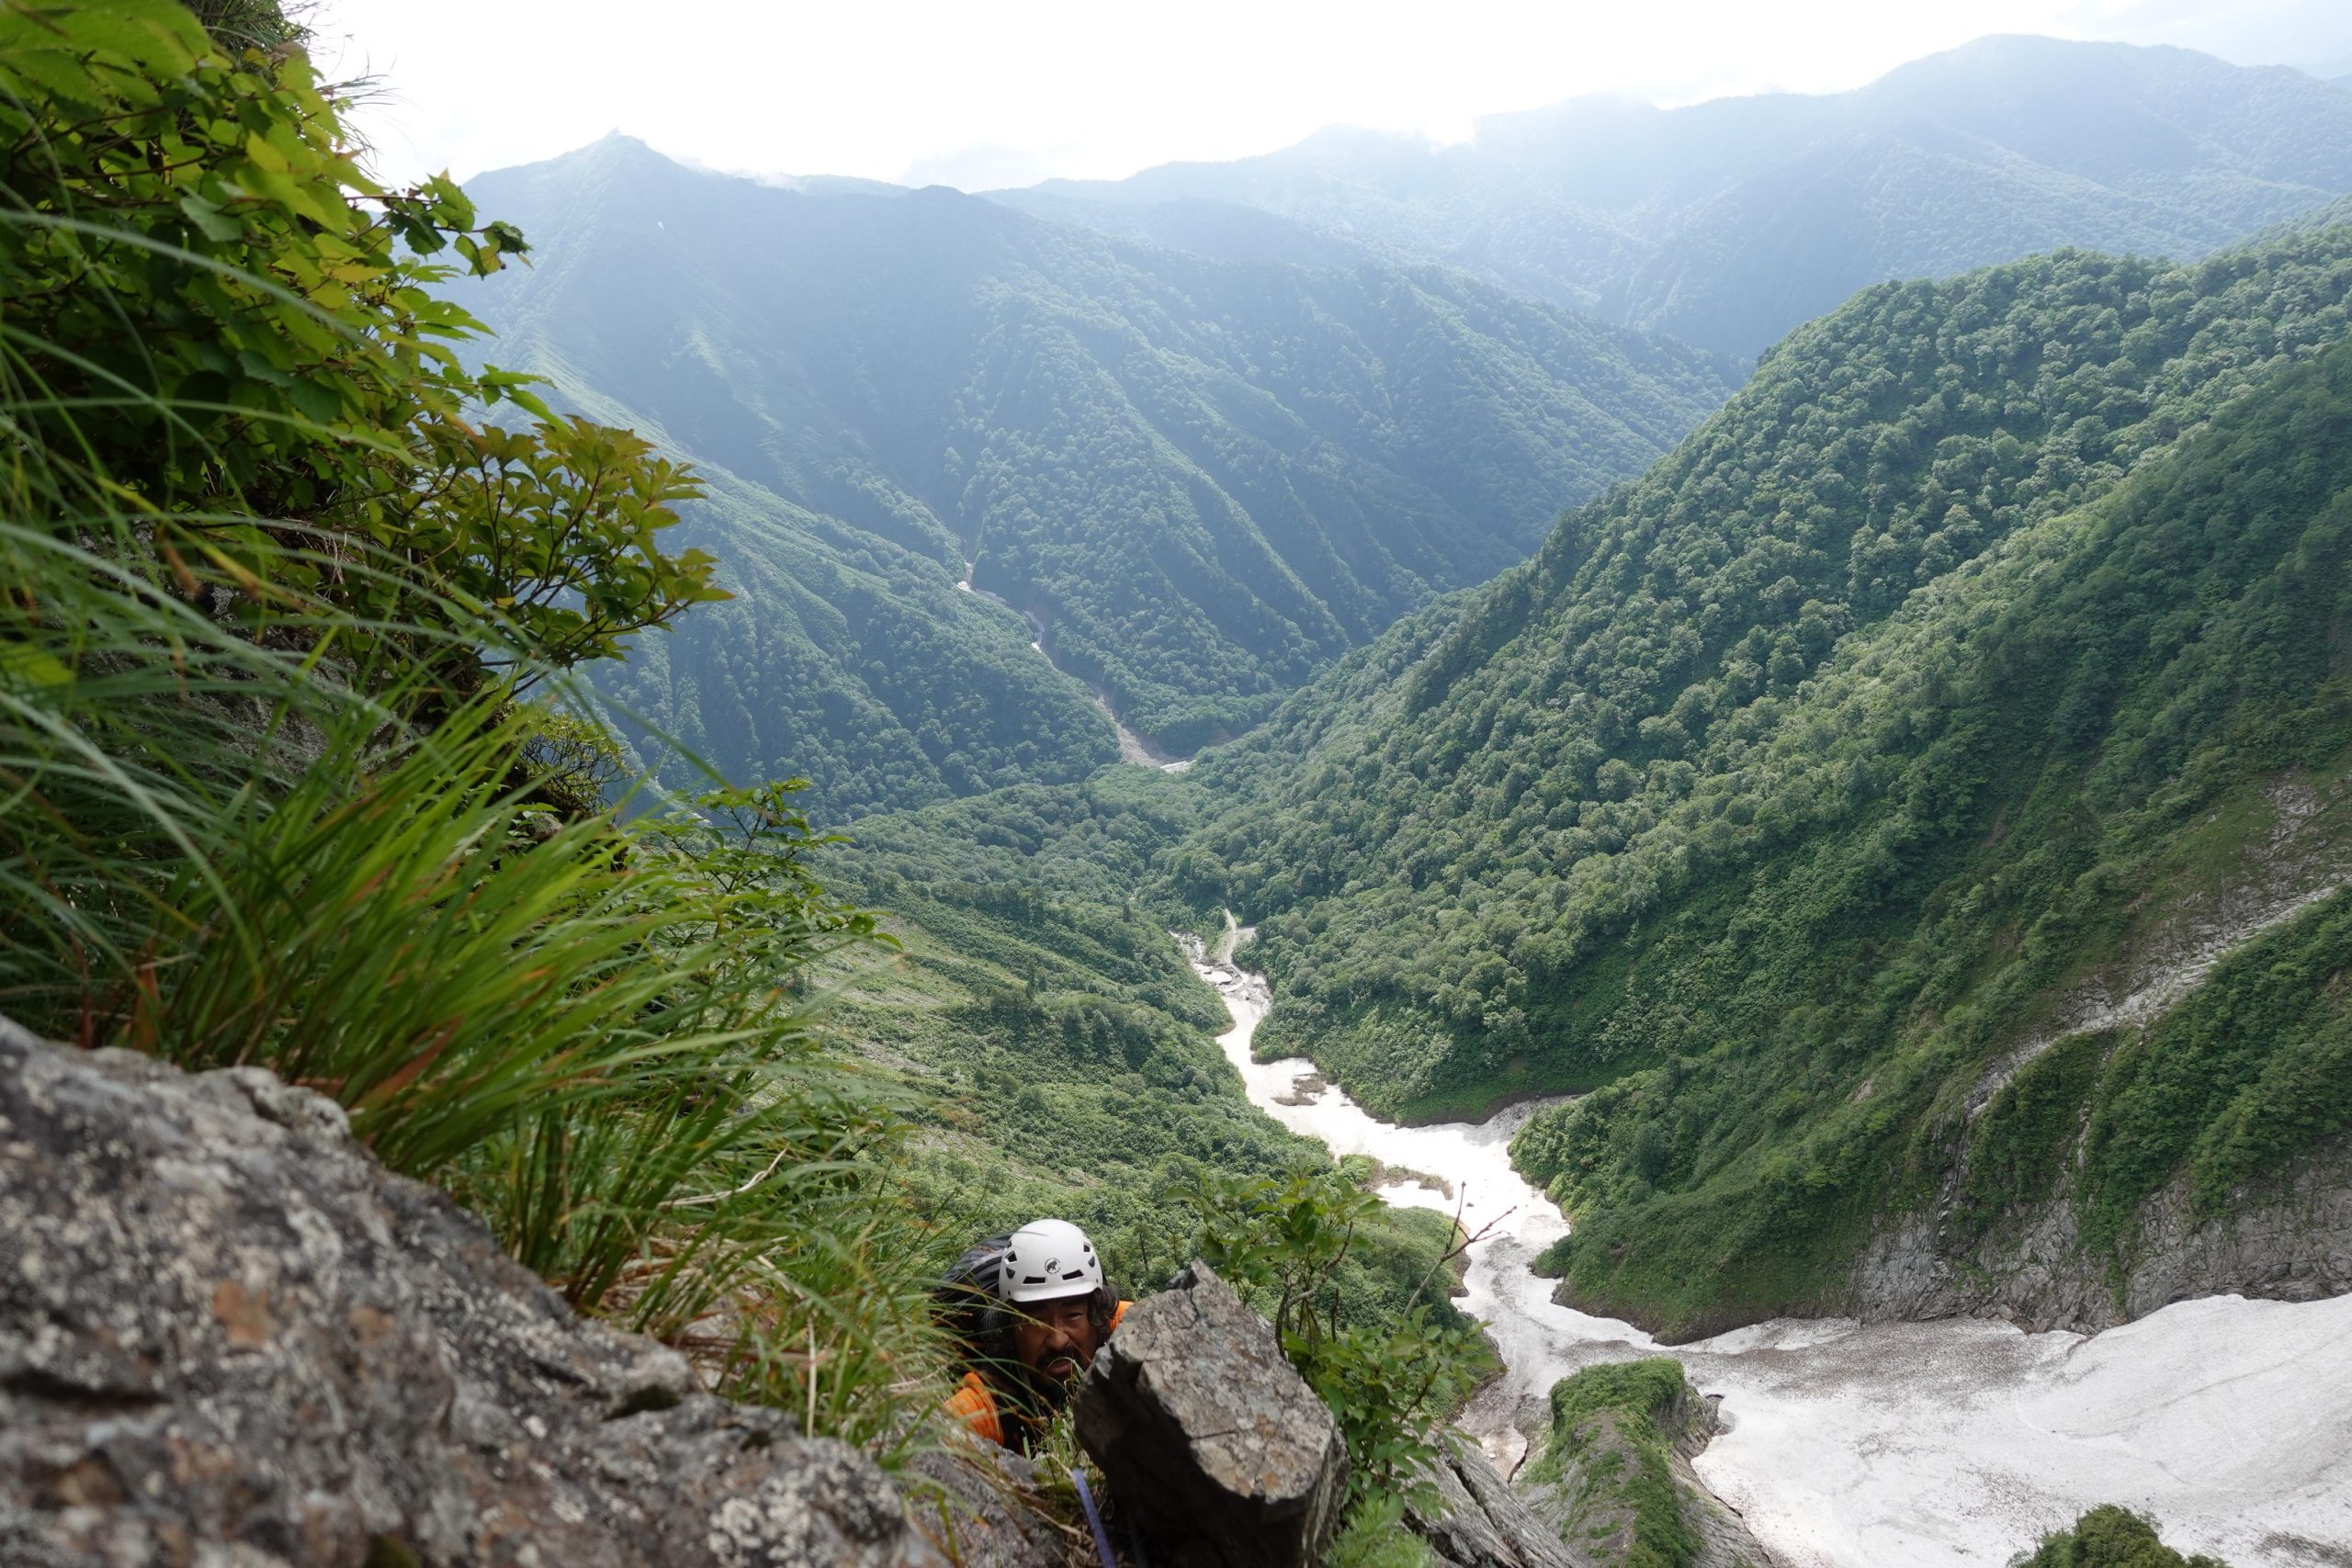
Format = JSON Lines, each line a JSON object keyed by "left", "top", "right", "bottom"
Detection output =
{"left": 0, "top": 0, "right": 958, "bottom": 1448}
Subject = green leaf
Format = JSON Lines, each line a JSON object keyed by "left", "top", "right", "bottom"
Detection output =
{"left": 177, "top": 191, "right": 243, "bottom": 243}
{"left": 0, "top": 640, "right": 74, "bottom": 690}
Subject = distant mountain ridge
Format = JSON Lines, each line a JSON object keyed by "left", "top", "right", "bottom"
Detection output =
{"left": 999, "top": 36, "right": 2352, "bottom": 358}
{"left": 458, "top": 136, "right": 1732, "bottom": 811}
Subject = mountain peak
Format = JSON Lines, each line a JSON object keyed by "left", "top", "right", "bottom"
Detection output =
{"left": 521, "top": 130, "right": 686, "bottom": 182}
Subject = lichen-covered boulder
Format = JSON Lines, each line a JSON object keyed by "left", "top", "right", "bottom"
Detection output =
{"left": 1074, "top": 1262, "right": 1347, "bottom": 1568}
{"left": 1405, "top": 1444, "right": 1584, "bottom": 1568}
{"left": 900, "top": 1448, "right": 1072, "bottom": 1568}
{"left": 0, "top": 1018, "right": 976, "bottom": 1568}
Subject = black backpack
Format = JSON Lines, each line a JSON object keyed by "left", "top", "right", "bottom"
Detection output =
{"left": 934, "top": 1233, "right": 1013, "bottom": 1360}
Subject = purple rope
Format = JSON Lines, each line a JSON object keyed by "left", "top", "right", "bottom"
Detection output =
{"left": 1070, "top": 1469, "right": 1118, "bottom": 1568}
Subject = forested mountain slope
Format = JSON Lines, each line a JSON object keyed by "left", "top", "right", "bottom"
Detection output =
{"left": 589, "top": 460, "right": 1123, "bottom": 815}
{"left": 458, "top": 137, "right": 1730, "bottom": 810}
{"left": 1004, "top": 36, "right": 2352, "bottom": 359}
{"left": 1171, "top": 221, "right": 2352, "bottom": 1334}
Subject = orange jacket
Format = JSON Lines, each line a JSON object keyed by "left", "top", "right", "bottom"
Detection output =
{"left": 944, "top": 1301, "right": 1129, "bottom": 1448}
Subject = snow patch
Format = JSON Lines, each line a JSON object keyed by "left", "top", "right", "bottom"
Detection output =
{"left": 1185, "top": 917, "right": 2352, "bottom": 1568}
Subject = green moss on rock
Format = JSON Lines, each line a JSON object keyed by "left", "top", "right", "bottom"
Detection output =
{"left": 1524, "top": 1359, "right": 1702, "bottom": 1568}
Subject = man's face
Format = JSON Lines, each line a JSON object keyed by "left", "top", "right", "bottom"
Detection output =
{"left": 1010, "top": 1293, "right": 1099, "bottom": 1392}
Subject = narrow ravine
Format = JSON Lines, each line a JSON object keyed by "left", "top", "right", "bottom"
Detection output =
{"left": 961, "top": 559, "right": 1191, "bottom": 772}
{"left": 1185, "top": 919, "right": 2352, "bottom": 1568}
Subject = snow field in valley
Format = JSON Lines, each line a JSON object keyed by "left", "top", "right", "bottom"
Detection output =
{"left": 1187, "top": 940, "right": 2352, "bottom": 1567}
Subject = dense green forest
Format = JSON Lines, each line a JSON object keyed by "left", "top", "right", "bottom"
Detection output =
{"left": 1008, "top": 36, "right": 2352, "bottom": 358}
{"left": 451, "top": 135, "right": 1732, "bottom": 811}
{"left": 1164, "top": 222, "right": 2352, "bottom": 1330}
{"left": 585, "top": 462, "right": 1123, "bottom": 816}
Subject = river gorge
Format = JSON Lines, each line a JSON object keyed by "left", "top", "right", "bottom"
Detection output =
{"left": 1186, "top": 924, "right": 2352, "bottom": 1568}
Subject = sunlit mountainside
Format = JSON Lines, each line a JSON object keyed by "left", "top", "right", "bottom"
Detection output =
{"left": 457, "top": 135, "right": 1732, "bottom": 813}
{"left": 1170, "top": 218, "right": 2352, "bottom": 1331}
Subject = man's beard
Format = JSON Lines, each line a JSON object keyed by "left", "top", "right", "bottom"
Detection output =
{"left": 1020, "top": 1354, "right": 1082, "bottom": 1411}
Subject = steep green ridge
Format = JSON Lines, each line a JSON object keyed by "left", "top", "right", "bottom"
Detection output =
{"left": 590, "top": 462, "right": 1120, "bottom": 817}
{"left": 1513, "top": 350, "right": 2352, "bottom": 1333}
{"left": 1192, "top": 227, "right": 2352, "bottom": 1114}
{"left": 1172, "top": 225, "right": 2352, "bottom": 1332}
{"left": 1006, "top": 37, "right": 2352, "bottom": 359}
{"left": 457, "top": 137, "right": 1731, "bottom": 811}
{"left": 1524, "top": 1360, "right": 1703, "bottom": 1568}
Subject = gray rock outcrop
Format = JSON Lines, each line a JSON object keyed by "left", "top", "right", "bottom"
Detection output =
{"left": 1516, "top": 1372, "right": 1777, "bottom": 1568}
{"left": 1405, "top": 1444, "right": 1581, "bottom": 1568}
{"left": 901, "top": 1449, "right": 1072, "bottom": 1568}
{"left": 1074, "top": 1263, "right": 1347, "bottom": 1568}
{"left": 1849, "top": 787, "right": 2352, "bottom": 1335}
{"left": 1666, "top": 1396, "right": 1780, "bottom": 1568}
{"left": 1851, "top": 1126, "right": 2352, "bottom": 1334}
{"left": 0, "top": 1019, "right": 1035, "bottom": 1568}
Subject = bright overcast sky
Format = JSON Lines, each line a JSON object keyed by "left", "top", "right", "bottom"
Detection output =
{"left": 318, "top": 0, "right": 2352, "bottom": 194}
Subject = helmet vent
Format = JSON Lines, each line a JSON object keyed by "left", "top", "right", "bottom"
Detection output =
{"left": 1000, "top": 1218, "right": 1106, "bottom": 1303}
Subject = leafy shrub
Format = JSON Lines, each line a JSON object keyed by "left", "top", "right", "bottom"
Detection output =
{"left": 0, "top": 0, "right": 935, "bottom": 1451}
{"left": 2011, "top": 1504, "right": 2229, "bottom": 1567}
{"left": 0, "top": 0, "right": 720, "bottom": 693}
{"left": 1326, "top": 1493, "right": 1438, "bottom": 1568}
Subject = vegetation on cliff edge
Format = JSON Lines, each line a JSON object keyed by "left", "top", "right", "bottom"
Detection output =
{"left": 2013, "top": 1506, "right": 2229, "bottom": 1568}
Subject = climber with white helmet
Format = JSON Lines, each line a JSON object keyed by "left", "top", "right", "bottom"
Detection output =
{"left": 937, "top": 1217, "right": 1129, "bottom": 1452}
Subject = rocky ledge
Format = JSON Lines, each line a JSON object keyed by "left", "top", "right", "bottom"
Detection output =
{"left": 1077, "top": 1262, "right": 1350, "bottom": 1568}
{"left": 0, "top": 1018, "right": 1035, "bottom": 1568}
{"left": 1510, "top": 1360, "right": 1778, "bottom": 1568}
{"left": 1852, "top": 1127, "right": 2352, "bottom": 1333}
{"left": 1, "top": 1014, "right": 1749, "bottom": 1568}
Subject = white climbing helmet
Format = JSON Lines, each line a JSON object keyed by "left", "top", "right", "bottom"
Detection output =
{"left": 998, "top": 1218, "right": 1104, "bottom": 1304}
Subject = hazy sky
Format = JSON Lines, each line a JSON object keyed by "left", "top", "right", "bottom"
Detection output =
{"left": 320, "top": 0, "right": 2352, "bottom": 193}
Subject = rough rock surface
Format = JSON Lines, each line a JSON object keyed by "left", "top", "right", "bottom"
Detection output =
{"left": 1518, "top": 1386, "right": 1777, "bottom": 1568}
{"left": 1666, "top": 1397, "right": 1780, "bottom": 1568}
{"left": 1850, "top": 784, "right": 2352, "bottom": 1334}
{"left": 1073, "top": 1263, "right": 1346, "bottom": 1568}
{"left": 1405, "top": 1444, "right": 1582, "bottom": 1568}
{"left": 1851, "top": 1129, "right": 2352, "bottom": 1332}
{"left": 0, "top": 1019, "right": 1032, "bottom": 1568}
{"left": 901, "top": 1449, "right": 1073, "bottom": 1568}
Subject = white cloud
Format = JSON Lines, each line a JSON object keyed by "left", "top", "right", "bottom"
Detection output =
{"left": 315, "top": 0, "right": 2352, "bottom": 192}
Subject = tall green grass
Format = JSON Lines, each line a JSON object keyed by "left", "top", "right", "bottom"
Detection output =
{"left": 1, "top": 514, "right": 949, "bottom": 1440}
{"left": 0, "top": 0, "right": 952, "bottom": 1450}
